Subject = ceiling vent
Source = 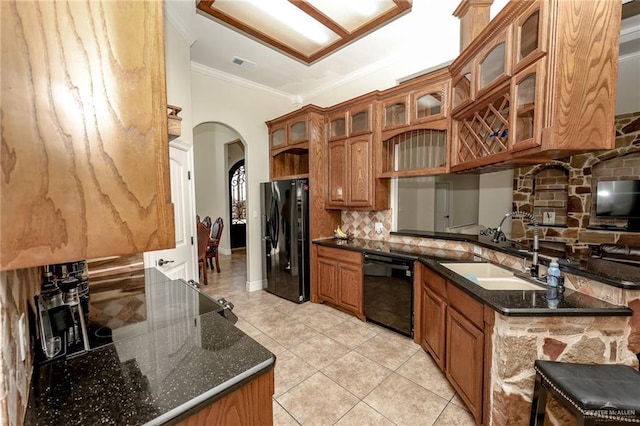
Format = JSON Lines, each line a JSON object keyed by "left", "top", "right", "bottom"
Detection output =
{"left": 231, "top": 56, "right": 256, "bottom": 70}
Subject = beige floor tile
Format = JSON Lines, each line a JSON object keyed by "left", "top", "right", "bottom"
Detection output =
{"left": 234, "top": 318, "right": 262, "bottom": 337}
{"left": 299, "top": 309, "right": 347, "bottom": 333}
{"left": 289, "top": 334, "right": 351, "bottom": 369}
{"left": 396, "top": 350, "right": 455, "bottom": 400}
{"left": 334, "top": 402, "right": 395, "bottom": 426}
{"left": 322, "top": 351, "right": 392, "bottom": 399}
{"left": 274, "top": 350, "right": 317, "bottom": 397}
{"left": 434, "top": 402, "right": 476, "bottom": 426}
{"left": 364, "top": 373, "right": 448, "bottom": 425}
{"left": 251, "top": 332, "right": 287, "bottom": 355}
{"left": 355, "top": 333, "right": 419, "bottom": 370}
{"left": 277, "top": 372, "right": 358, "bottom": 426}
{"left": 241, "top": 309, "right": 293, "bottom": 331}
{"left": 450, "top": 393, "right": 468, "bottom": 410}
{"left": 273, "top": 400, "right": 300, "bottom": 426}
{"left": 323, "top": 320, "right": 379, "bottom": 349}
{"left": 262, "top": 321, "right": 319, "bottom": 349}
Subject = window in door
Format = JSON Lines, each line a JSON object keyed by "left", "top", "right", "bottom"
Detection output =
{"left": 230, "top": 161, "right": 246, "bottom": 225}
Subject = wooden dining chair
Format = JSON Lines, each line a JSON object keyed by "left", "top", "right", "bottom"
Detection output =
{"left": 206, "top": 217, "right": 224, "bottom": 273}
{"left": 197, "top": 222, "right": 210, "bottom": 285}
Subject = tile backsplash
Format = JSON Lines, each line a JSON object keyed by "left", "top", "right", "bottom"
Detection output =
{"left": 0, "top": 266, "right": 41, "bottom": 426}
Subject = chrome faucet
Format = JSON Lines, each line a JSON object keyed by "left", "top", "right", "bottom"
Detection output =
{"left": 491, "top": 211, "right": 539, "bottom": 278}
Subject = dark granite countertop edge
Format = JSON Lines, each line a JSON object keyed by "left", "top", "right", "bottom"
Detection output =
{"left": 313, "top": 239, "right": 633, "bottom": 317}
{"left": 390, "top": 230, "right": 640, "bottom": 289}
{"left": 158, "top": 357, "right": 275, "bottom": 426}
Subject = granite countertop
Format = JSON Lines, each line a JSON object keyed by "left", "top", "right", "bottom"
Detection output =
{"left": 314, "top": 238, "right": 633, "bottom": 317}
{"left": 392, "top": 230, "right": 640, "bottom": 289}
{"left": 25, "top": 270, "right": 275, "bottom": 426}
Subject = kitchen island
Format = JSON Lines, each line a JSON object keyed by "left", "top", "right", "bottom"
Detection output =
{"left": 24, "top": 269, "right": 275, "bottom": 425}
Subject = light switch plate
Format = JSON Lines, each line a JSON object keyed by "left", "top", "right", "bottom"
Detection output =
{"left": 473, "top": 245, "right": 482, "bottom": 255}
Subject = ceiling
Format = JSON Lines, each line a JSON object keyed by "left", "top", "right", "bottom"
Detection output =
{"left": 165, "top": 0, "right": 640, "bottom": 103}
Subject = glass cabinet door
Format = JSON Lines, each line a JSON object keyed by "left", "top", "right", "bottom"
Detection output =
{"left": 416, "top": 93, "right": 442, "bottom": 119}
{"left": 511, "top": 60, "right": 544, "bottom": 152}
{"left": 350, "top": 109, "right": 370, "bottom": 134}
{"left": 479, "top": 41, "right": 507, "bottom": 90}
{"left": 271, "top": 127, "right": 286, "bottom": 148}
{"left": 289, "top": 120, "right": 307, "bottom": 144}
{"left": 514, "top": 1, "right": 546, "bottom": 71}
{"left": 329, "top": 116, "right": 346, "bottom": 140}
{"left": 453, "top": 72, "right": 472, "bottom": 110}
{"left": 385, "top": 102, "right": 407, "bottom": 129}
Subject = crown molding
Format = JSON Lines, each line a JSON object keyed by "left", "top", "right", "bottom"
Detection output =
{"left": 164, "top": 2, "right": 197, "bottom": 47}
{"left": 190, "top": 62, "right": 297, "bottom": 104}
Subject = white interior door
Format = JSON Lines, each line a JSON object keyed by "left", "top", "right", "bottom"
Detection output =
{"left": 435, "top": 182, "right": 451, "bottom": 232}
{"left": 144, "top": 141, "right": 197, "bottom": 281}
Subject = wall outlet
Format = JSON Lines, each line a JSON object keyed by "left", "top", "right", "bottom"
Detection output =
{"left": 473, "top": 245, "right": 482, "bottom": 256}
{"left": 18, "top": 313, "right": 27, "bottom": 362}
{"left": 375, "top": 223, "right": 383, "bottom": 234}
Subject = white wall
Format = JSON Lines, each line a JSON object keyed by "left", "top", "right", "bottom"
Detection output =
{"left": 478, "top": 170, "right": 514, "bottom": 235}
{"left": 616, "top": 53, "right": 640, "bottom": 114}
{"left": 164, "top": 21, "right": 193, "bottom": 147}
{"left": 190, "top": 70, "right": 293, "bottom": 288}
{"left": 437, "top": 174, "right": 480, "bottom": 227}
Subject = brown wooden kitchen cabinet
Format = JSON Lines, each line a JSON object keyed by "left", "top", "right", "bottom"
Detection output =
{"left": 449, "top": 0, "right": 621, "bottom": 172}
{"left": 446, "top": 282, "right": 485, "bottom": 423}
{"left": 415, "top": 263, "right": 490, "bottom": 425}
{"left": 325, "top": 94, "right": 389, "bottom": 211}
{"left": 177, "top": 368, "right": 274, "bottom": 426}
{"left": 379, "top": 68, "right": 451, "bottom": 178}
{"left": 266, "top": 105, "right": 326, "bottom": 180}
{"left": 420, "top": 265, "right": 447, "bottom": 370}
{"left": 314, "top": 246, "right": 364, "bottom": 319}
{"left": 1, "top": 1, "right": 174, "bottom": 271}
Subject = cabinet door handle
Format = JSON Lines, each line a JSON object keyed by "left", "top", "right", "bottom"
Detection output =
{"left": 157, "top": 258, "right": 174, "bottom": 266}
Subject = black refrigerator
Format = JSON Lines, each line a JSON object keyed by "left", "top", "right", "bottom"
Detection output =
{"left": 261, "top": 179, "right": 310, "bottom": 303}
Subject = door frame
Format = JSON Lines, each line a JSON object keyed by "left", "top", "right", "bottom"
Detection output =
{"left": 144, "top": 139, "right": 198, "bottom": 281}
{"left": 435, "top": 182, "right": 452, "bottom": 232}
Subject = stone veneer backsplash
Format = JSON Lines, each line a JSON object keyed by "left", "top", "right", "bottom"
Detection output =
{"left": 1, "top": 267, "right": 41, "bottom": 426}
{"left": 511, "top": 111, "right": 640, "bottom": 256}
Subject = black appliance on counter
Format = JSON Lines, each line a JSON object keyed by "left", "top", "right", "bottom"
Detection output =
{"left": 33, "top": 266, "right": 236, "bottom": 364}
{"left": 261, "top": 179, "right": 310, "bottom": 303}
{"left": 363, "top": 253, "right": 414, "bottom": 337}
{"left": 34, "top": 261, "right": 91, "bottom": 363}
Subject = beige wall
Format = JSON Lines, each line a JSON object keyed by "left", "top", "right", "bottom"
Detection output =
{"left": 165, "top": 20, "right": 193, "bottom": 147}
{"left": 190, "top": 70, "right": 293, "bottom": 288}
{"left": 616, "top": 53, "right": 640, "bottom": 114}
{"left": 193, "top": 123, "right": 240, "bottom": 254}
{"left": 478, "top": 170, "right": 514, "bottom": 235}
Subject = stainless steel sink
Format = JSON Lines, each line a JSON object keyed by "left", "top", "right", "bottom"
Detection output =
{"left": 441, "top": 262, "right": 546, "bottom": 291}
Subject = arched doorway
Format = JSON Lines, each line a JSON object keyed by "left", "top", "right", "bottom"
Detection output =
{"left": 229, "top": 159, "right": 246, "bottom": 249}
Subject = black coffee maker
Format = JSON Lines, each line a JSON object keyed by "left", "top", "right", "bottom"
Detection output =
{"left": 34, "top": 260, "right": 90, "bottom": 362}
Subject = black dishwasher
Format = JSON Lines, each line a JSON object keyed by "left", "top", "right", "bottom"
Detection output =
{"left": 363, "top": 253, "right": 414, "bottom": 337}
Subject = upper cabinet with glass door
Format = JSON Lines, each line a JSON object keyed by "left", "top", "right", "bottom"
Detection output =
{"left": 327, "top": 93, "right": 376, "bottom": 141}
{"left": 449, "top": 0, "right": 620, "bottom": 172}
{"left": 513, "top": 1, "right": 548, "bottom": 72}
{"left": 476, "top": 27, "right": 511, "bottom": 97}
{"left": 266, "top": 105, "right": 325, "bottom": 179}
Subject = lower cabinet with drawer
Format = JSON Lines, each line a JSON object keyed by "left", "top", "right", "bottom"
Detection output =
{"left": 416, "top": 263, "right": 493, "bottom": 425}
{"left": 313, "top": 245, "right": 364, "bottom": 320}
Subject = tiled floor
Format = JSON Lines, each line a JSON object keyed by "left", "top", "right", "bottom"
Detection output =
{"left": 199, "top": 250, "right": 476, "bottom": 426}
